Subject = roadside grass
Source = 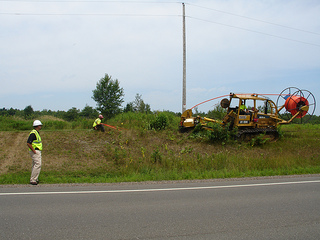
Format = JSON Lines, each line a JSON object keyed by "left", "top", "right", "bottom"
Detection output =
{"left": 0, "top": 114, "right": 320, "bottom": 184}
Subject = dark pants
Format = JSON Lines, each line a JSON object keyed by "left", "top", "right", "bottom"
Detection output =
{"left": 94, "top": 125, "right": 105, "bottom": 132}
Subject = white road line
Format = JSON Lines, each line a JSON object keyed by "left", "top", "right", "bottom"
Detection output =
{"left": 0, "top": 180, "right": 319, "bottom": 196}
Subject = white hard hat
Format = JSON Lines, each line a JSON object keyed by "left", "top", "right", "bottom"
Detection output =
{"left": 33, "top": 120, "right": 43, "bottom": 127}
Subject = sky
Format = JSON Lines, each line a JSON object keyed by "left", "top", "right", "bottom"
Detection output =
{"left": 1, "top": 0, "right": 320, "bottom": 116}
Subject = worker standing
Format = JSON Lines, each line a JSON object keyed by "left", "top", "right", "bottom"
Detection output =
{"left": 93, "top": 114, "right": 105, "bottom": 132}
{"left": 27, "top": 120, "right": 43, "bottom": 185}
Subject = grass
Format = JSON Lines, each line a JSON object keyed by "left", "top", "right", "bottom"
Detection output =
{"left": 0, "top": 114, "right": 320, "bottom": 185}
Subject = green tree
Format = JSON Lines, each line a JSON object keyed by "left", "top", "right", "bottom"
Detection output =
{"left": 64, "top": 107, "right": 80, "bottom": 121}
{"left": 92, "top": 74, "right": 124, "bottom": 118}
{"left": 133, "top": 93, "right": 151, "bottom": 113}
{"left": 80, "top": 105, "right": 98, "bottom": 119}
{"left": 8, "top": 108, "right": 16, "bottom": 116}
{"left": 54, "top": 110, "right": 66, "bottom": 119}
{"left": 0, "top": 108, "right": 7, "bottom": 116}
{"left": 124, "top": 102, "right": 134, "bottom": 112}
{"left": 125, "top": 93, "right": 151, "bottom": 113}
{"left": 24, "top": 105, "right": 34, "bottom": 119}
{"left": 41, "top": 109, "right": 53, "bottom": 116}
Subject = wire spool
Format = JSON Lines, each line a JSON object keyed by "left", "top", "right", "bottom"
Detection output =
{"left": 284, "top": 95, "right": 309, "bottom": 118}
{"left": 276, "top": 87, "right": 316, "bottom": 123}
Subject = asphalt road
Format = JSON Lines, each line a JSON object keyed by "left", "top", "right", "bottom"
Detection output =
{"left": 1, "top": 175, "right": 319, "bottom": 240}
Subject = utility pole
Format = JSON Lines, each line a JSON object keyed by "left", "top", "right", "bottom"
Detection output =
{"left": 182, "top": 2, "right": 186, "bottom": 113}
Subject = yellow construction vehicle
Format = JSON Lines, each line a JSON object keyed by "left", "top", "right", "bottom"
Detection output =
{"left": 179, "top": 87, "right": 316, "bottom": 141}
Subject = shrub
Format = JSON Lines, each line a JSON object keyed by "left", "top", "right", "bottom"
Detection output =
{"left": 207, "top": 123, "right": 236, "bottom": 144}
{"left": 149, "top": 112, "right": 168, "bottom": 130}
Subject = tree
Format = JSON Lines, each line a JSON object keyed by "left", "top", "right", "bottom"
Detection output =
{"left": 80, "top": 105, "right": 98, "bottom": 119}
{"left": 41, "top": 109, "right": 52, "bottom": 116}
{"left": 0, "top": 108, "right": 7, "bottom": 116}
{"left": 24, "top": 105, "right": 34, "bottom": 119}
{"left": 126, "top": 93, "right": 151, "bottom": 113}
{"left": 64, "top": 107, "right": 80, "bottom": 121}
{"left": 9, "top": 108, "right": 16, "bottom": 116}
{"left": 92, "top": 74, "right": 124, "bottom": 118}
{"left": 124, "top": 103, "right": 134, "bottom": 113}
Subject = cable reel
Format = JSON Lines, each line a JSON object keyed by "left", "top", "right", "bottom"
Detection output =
{"left": 276, "top": 87, "right": 316, "bottom": 123}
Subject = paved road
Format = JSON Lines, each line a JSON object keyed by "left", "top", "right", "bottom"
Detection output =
{"left": 1, "top": 175, "right": 320, "bottom": 240}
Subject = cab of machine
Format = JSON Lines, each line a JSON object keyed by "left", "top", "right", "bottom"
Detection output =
{"left": 227, "top": 93, "right": 278, "bottom": 128}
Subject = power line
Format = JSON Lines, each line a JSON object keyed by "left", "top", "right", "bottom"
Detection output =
{"left": 1, "top": 2, "right": 319, "bottom": 48}
{"left": 187, "top": 16, "right": 320, "bottom": 48}
{"left": 2, "top": 0, "right": 320, "bottom": 38}
{"left": 1, "top": 11, "right": 319, "bottom": 47}
{"left": 187, "top": 3, "right": 320, "bottom": 36}
{"left": 0, "top": 12, "right": 180, "bottom": 17}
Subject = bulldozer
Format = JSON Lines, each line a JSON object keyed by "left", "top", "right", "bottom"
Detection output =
{"left": 179, "top": 87, "right": 316, "bottom": 141}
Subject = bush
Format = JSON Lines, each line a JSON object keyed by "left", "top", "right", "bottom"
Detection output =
{"left": 206, "top": 123, "right": 236, "bottom": 144}
{"left": 149, "top": 112, "right": 168, "bottom": 130}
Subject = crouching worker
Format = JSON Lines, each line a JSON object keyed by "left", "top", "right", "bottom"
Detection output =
{"left": 27, "top": 120, "right": 43, "bottom": 185}
{"left": 93, "top": 114, "right": 105, "bottom": 132}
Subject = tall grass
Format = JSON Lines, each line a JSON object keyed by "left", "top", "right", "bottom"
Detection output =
{"left": 0, "top": 116, "right": 32, "bottom": 131}
{"left": 0, "top": 115, "right": 94, "bottom": 130}
{"left": 0, "top": 114, "right": 319, "bottom": 184}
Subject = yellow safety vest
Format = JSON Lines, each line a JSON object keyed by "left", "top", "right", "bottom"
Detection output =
{"left": 29, "top": 129, "right": 42, "bottom": 151}
{"left": 93, "top": 118, "right": 101, "bottom": 127}
{"left": 240, "top": 105, "right": 247, "bottom": 110}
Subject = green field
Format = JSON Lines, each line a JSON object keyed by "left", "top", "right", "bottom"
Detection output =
{"left": 0, "top": 114, "right": 320, "bottom": 184}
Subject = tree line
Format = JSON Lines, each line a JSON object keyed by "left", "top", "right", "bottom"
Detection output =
{"left": 1, "top": 73, "right": 319, "bottom": 124}
{"left": 0, "top": 105, "right": 98, "bottom": 122}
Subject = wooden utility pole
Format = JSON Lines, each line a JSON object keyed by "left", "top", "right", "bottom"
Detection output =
{"left": 182, "top": 2, "right": 186, "bottom": 113}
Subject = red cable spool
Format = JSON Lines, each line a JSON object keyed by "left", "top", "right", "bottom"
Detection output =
{"left": 284, "top": 95, "right": 309, "bottom": 118}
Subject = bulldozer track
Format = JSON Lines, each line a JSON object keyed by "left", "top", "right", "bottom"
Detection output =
{"left": 237, "top": 128, "right": 279, "bottom": 141}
